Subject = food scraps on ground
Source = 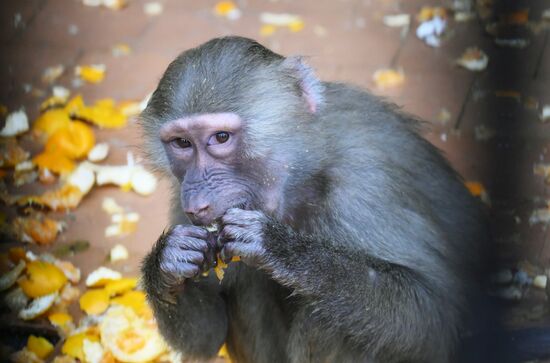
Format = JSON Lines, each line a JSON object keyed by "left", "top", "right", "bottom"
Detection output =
{"left": 75, "top": 64, "right": 106, "bottom": 84}
{"left": 372, "top": 68, "right": 405, "bottom": 88}
{"left": 214, "top": 1, "right": 242, "bottom": 20}
{"left": 1, "top": 109, "right": 29, "bottom": 137}
{"left": 456, "top": 47, "right": 489, "bottom": 71}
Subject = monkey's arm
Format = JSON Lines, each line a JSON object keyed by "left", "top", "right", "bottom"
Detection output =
{"left": 221, "top": 209, "right": 455, "bottom": 360}
{"left": 141, "top": 233, "right": 228, "bottom": 359}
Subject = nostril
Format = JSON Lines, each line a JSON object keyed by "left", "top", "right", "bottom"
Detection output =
{"left": 184, "top": 203, "right": 210, "bottom": 217}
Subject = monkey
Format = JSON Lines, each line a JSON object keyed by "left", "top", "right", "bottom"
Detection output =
{"left": 139, "top": 36, "right": 489, "bottom": 363}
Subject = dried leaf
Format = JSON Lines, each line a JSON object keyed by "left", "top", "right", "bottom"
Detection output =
{"left": 53, "top": 240, "right": 90, "bottom": 257}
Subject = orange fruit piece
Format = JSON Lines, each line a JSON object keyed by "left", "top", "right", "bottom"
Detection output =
{"left": 18, "top": 260, "right": 67, "bottom": 298}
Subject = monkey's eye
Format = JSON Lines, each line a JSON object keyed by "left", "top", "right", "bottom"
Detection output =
{"left": 171, "top": 138, "right": 192, "bottom": 149}
{"left": 209, "top": 132, "right": 230, "bottom": 145}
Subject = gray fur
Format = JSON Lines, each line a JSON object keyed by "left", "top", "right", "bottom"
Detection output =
{"left": 140, "top": 36, "right": 487, "bottom": 363}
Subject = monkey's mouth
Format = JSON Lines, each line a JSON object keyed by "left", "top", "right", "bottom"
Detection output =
{"left": 205, "top": 222, "right": 219, "bottom": 233}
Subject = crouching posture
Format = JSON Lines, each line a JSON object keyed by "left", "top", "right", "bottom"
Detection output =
{"left": 140, "top": 36, "right": 487, "bottom": 363}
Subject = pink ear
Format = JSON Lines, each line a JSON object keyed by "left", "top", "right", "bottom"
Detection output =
{"left": 283, "top": 57, "right": 324, "bottom": 113}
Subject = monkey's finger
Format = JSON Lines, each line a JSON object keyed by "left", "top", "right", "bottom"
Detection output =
{"left": 171, "top": 224, "right": 209, "bottom": 240}
{"left": 220, "top": 242, "right": 259, "bottom": 265}
{"left": 170, "top": 236, "right": 209, "bottom": 253}
{"left": 178, "top": 250, "right": 204, "bottom": 265}
{"left": 160, "top": 260, "right": 200, "bottom": 280}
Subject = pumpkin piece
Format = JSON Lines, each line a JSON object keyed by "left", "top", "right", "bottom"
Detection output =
{"left": 13, "top": 215, "right": 64, "bottom": 245}
{"left": 373, "top": 68, "right": 405, "bottom": 88}
{"left": 75, "top": 99, "right": 128, "bottom": 129}
{"left": 75, "top": 65, "right": 106, "bottom": 84}
{"left": 110, "top": 290, "right": 152, "bottom": 318}
{"left": 33, "top": 109, "right": 72, "bottom": 137}
{"left": 32, "top": 151, "right": 75, "bottom": 174}
{"left": 100, "top": 306, "right": 167, "bottom": 362}
{"left": 48, "top": 311, "right": 73, "bottom": 326}
{"left": 104, "top": 277, "right": 138, "bottom": 296}
{"left": 62, "top": 331, "right": 100, "bottom": 362}
{"left": 27, "top": 335, "right": 54, "bottom": 359}
{"left": 19, "top": 184, "right": 84, "bottom": 211}
{"left": 45, "top": 121, "right": 95, "bottom": 159}
{"left": 79, "top": 289, "right": 111, "bottom": 315}
{"left": 18, "top": 260, "right": 67, "bottom": 298}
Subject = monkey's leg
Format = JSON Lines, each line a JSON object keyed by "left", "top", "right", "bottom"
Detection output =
{"left": 142, "top": 234, "right": 228, "bottom": 359}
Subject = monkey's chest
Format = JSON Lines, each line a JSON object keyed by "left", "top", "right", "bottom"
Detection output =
{"left": 222, "top": 266, "right": 294, "bottom": 363}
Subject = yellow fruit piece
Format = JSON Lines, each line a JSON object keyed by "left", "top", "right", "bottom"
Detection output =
{"left": 62, "top": 332, "right": 99, "bottom": 362}
{"left": 214, "top": 1, "right": 236, "bottom": 15}
{"left": 218, "top": 343, "right": 230, "bottom": 358}
{"left": 40, "top": 96, "right": 67, "bottom": 112}
{"left": 373, "top": 68, "right": 405, "bottom": 88}
{"left": 13, "top": 216, "right": 63, "bottom": 245}
{"left": 288, "top": 19, "right": 305, "bottom": 32}
{"left": 111, "top": 290, "right": 152, "bottom": 318}
{"left": 100, "top": 306, "right": 166, "bottom": 362}
{"left": 48, "top": 312, "right": 73, "bottom": 326}
{"left": 45, "top": 121, "right": 95, "bottom": 159}
{"left": 33, "top": 151, "right": 75, "bottom": 174}
{"left": 19, "top": 184, "right": 84, "bottom": 211}
{"left": 214, "top": 256, "right": 240, "bottom": 281}
{"left": 8, "top": 247, "right": 27, "bottom": 264}
{"left": 465, "top": 181, "right": 485, "bottom": 197}
{"left": 27, "top": 335, "right": 54, "bottom": 359}
{"left": 104, "top": 277, "right": 138, "bottom": 296}
{"left": 33, "top": 109, "right": 72, "bottom": 137}
{"left": 64, "top": 95, "right": 85, "bottom": 115}
{"left": 79, "top": 289, "right": 111, "bottom": 315}
{"left": 18, "top": 261, "right": 67, "bottom": 298}
{"left": 75, "top": 98, "right": 128, "bottom": 129}
{"left": 76, "top": 65, "right": 106, "bottom": 84}
{"left": 117, "top": 100, "right": 141, "bottom": 117}
{"left": 260, "top": 24, "right": 277, "bottom": 37}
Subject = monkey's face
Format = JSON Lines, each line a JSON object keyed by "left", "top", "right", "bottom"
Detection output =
{"left": 159, "top": 112, "right": 284, "bottom": 227}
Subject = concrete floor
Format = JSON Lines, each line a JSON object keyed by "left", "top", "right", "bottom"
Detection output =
{"left": 1, "top": 0, "right": 550, "bottom": 361}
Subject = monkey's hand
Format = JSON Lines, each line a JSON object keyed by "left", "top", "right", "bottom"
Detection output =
{"left": 151, "top": 225, "right": 217, "bottom": 304}
{"left": 219, "top": 208, "right": 268, "bottom": 267}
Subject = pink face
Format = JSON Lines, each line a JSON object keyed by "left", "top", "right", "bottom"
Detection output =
{"left": 160, "top": 112, "right": 265, "bottom": 226}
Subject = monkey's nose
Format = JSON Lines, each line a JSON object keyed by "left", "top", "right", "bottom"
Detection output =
{"left": 184, "top": 202, "right": 210, "bottom": 219}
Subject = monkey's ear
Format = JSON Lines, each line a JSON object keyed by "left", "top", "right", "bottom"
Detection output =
{"left": 282, "top": 57, "right": 324, "bottom": 114}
